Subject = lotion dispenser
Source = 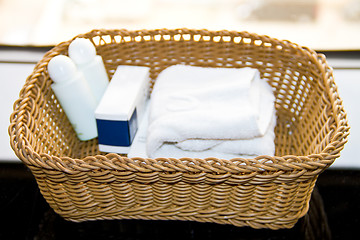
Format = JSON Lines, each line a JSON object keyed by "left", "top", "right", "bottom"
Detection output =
{"left": 68, "top": 38, "right": 109, "bottom": 103}
{"left": 48, "top": 55, "right": 98, "bottom": 141}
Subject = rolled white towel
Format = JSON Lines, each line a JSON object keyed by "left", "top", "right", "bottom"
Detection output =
{"left": 127, "top": 107, "right": 276, "bottom": 159}
{"left": 146, "top": 65, "right": 276, "bottom": 158}
{"left": 151, "top": 120, "right": 276, "bottom": 159}
{"left": 175, "top": 112, "right": 276, "bottom": 156}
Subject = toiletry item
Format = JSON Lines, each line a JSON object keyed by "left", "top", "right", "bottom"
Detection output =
{"left": 48, "top": 55, "right": 98, "bottom": 141}
{"left": 68, "top": 38, "right": 109, "bottom": 103}
{"left": 95, "top": 65, "right": 150, "bottom": 153}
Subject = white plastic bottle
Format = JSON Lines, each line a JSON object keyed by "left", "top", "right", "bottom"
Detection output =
{"left": 68, "top": 38, "right": 109, "bottom": 103}
{"left": 48, "top": 55, "right": 98, "bottom": 141}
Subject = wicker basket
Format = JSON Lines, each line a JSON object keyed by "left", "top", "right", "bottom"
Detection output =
{"left": 9, "top": 29, "right": 349, "bottom": 230}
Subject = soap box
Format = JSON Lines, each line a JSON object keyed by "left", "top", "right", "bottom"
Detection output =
{"left": 95, "top": 65, "right": 150, "bottom": 153}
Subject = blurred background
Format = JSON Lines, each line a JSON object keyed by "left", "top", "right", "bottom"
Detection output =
{"left": 0, "top": 0, "right": 359, "bottom": 50}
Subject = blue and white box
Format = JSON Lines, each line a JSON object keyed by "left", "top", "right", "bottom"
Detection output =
{"left": 95, "top": 65, "right": 150, "bottom": 153}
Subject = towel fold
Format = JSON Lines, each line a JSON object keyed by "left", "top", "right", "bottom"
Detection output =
{"left": 175, "top": 113, "right": 276, "bottom": 155}
{"left": 127, "top": 103, "right": 276, "bottom": 159}
{"left": 146, "top": 65, "right": 276, "bottom": 159}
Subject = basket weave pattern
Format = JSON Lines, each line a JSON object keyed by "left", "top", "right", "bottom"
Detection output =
{"left": 9, "top": 29, "right": 349, "bottom": 229}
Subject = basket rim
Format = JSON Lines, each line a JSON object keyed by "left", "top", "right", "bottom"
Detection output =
{"left": 8, "top": 28, "right": 350, "bottom": 174}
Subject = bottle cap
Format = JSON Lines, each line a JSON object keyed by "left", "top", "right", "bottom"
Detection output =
{"left": 48, "top": 55, "right": 77, "bottom": 83}
{"left": 68, "top": 38, "right": 97, "bottom": 65}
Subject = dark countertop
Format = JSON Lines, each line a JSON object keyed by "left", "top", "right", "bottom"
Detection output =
{"left": 1, "top": 163, "right": 359, "bottom": 240}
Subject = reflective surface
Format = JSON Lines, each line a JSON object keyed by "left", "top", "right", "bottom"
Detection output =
{"left": 1, "top": 163, "right": 359, "bottom": 239}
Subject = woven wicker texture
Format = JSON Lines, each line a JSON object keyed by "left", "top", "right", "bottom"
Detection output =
{"left": 9, "top": 29, "right": 349, "bottom": 230}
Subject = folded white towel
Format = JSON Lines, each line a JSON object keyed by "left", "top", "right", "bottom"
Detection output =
{"left": 127, "top": 102, "right": 276, "bottom": 159}
{"left": 146, "top": 65, "right": 276, "bottom": 159}
{"left": 150, "top": 143, "right": 258, "bottom": 159}
{"left": 175, "top": 112, "right": 276, "bottom": 156}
